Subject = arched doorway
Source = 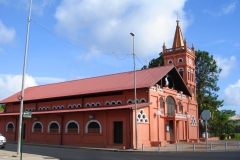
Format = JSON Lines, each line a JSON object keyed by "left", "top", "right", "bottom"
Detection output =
{"left": 166, "top": 96, "right": 175, "bottom": 141}
{"left": 166, "top": 96, "right": 175, "bottom": 116}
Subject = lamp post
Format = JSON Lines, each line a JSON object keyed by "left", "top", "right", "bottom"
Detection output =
{"left": 17, "top": 0, "right": 32, "bottom": 156}
{"left": 130, "top": 32, "right": 138, "bottom": 149}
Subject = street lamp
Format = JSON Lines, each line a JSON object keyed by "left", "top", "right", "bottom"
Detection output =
{"left": 17, "top": 0, "right": 32, "bottom": 157}
{"left": 130, "top": 32, "right": 138, "bottom": 149}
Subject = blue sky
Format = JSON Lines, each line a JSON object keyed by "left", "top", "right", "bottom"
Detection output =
{"left": 0, "top": 0, "right": 239, "bottom": 114}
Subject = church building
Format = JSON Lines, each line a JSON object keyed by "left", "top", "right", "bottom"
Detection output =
{"left": 0, "top": 20, "right": 199, "bottom": 149}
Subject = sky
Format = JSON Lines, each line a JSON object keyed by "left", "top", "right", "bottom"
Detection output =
{"left": 0, "top": 0, "right": 239, "bottom": 114}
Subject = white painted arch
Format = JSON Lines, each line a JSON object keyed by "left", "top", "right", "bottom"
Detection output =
{"left": 65, "top": 120, "right": 80, "bottom": 133}
{"left": 32, "top": 121, "right": 43, "bottom": 133}
{"left": 85, "top": 120, "right": 102, "bottom": 133}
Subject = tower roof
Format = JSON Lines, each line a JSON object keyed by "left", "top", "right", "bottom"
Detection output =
{"left": 172, "top": 20, "right": 184, "bottom": 48}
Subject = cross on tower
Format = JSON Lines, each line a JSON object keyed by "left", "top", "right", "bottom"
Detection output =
{"left": 176, "top": 11, "right": 179, "bottom": 23}
{"left": 146, "top": 58, "right": 149, "bottom": 68}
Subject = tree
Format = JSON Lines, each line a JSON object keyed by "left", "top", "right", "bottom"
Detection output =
{"left": 0, "top": 104, "right": 5, "bottom": 111}
{"left": 195, "top": 50, "right": 223, "bottom": 115}
{"left": 142, "top": 52, "right": 164, "bottom": 69}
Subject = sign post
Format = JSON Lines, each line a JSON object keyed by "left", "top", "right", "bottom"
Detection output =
{"left": 21, "top": 111, "right": 32, "bottom": 160}
{"left": 201, "top": 110, "right": 211, "bottom": 150}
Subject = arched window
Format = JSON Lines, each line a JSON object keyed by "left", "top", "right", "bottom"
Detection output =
{"left": 178, "top": 68, "right": 184, "bottom": 78}
{"left": 6, "top": 122, "right": 14, "bottom": 132}
{"left": 32, "top": 122, "right": 43, "bottom": 133}
{"left": 140, "top": 98, "right": 146, "bottom": 103}
{"left": 111, "top": 101, "right": 116, "bottom": 105}
{"left": 127, "top": 99, "right": 133, "bottom": 104}
{"left": 168, "top": 59, "right": 173, "bottom": 64}
{"left": 117, "top": 100, "right": 122, "bottom": 105}
{"left": 135, "top": 99, "right": 139, "bottom": 103}
{"left": 68, "top": 105, "right": 72, "bottom": 108}
{"left": 166, "top": 96, "right": 175, "bottom": 117}
{"left": 85, "top": 103, "right": 90, "bottom": 107}
{"left": 178, "top": 101, "right": 182, "bottom": 112}
{"left": 48, "top": 121, "right": 60, "bottom": 133}
{"left": 96, "top": 102, "right": 101, "bottom": 106}
{"left": 160, "top": 97, "right": 164, "bottom": 108}
{"left": 25, "top": 108, "right": 29, "bottom": 111}
{"left": 66, "top": 121, "right": 79, "bottom": 133}
{"left": 85, "top": 120, "right": 102, "bottom": 133}
{"left": 105, "top": 101, "right": 110, "bottom": 105}
{"left": 77, "top": 104, "right": 81, "bottom": 108}
{"left": 187, "top": 68, "right": 190, "bottom": 80}
{"left": 178, "top": 58, "right": 183, "bottom": 62}
{"left": 91, "top": 103, "right": 95, "bottom": 107}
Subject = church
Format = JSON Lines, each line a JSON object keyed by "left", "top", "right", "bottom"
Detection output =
{"left": 0, "top": 20, "right": 198, "bottom": 149}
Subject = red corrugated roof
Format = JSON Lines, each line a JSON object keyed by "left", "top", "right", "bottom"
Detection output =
{"left": 0, "top": 103, "right": 151, "bottom": 116}
{"left": 0, "top": 65, "right": 174, "bottom": 103}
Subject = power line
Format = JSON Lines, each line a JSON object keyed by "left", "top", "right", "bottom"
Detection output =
{"left": 135, "top": 55, "right": 159, "bottom": 79}
{"left": 30, "top": 19, "right": 129, "bottom": 60}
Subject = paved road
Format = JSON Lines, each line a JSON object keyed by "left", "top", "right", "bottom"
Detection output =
{"left": 2, "top": 143, "right": 240, "bottom": 160}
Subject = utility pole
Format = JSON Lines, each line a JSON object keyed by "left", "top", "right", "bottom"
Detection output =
{"left": 130, "top": 32, "right": 138, "bottom": 149}
{"left": 17, "top": 0, "right": 32, "bottom": 155}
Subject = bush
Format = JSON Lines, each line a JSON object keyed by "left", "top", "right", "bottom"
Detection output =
{"left": 220, "top": 134, "right": 228, "bottom": 140}
{"left": 229, "top": 133, "right": 235, "bottom": 138}
{"left": 228, "top": 133, "right": 240, "bottom": 139}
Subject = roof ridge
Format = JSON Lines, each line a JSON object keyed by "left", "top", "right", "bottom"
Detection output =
{"left": 26, "top": 66, "right": 168, "bottom": 89}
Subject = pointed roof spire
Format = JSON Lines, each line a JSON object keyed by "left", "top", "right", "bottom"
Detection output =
{"left": 172, "top": 17, "right": 184, "bottom": 49}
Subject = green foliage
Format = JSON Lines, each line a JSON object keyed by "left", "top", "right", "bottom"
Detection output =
{"left": 195, "top": 50, "right": 223, "bottom": 114}
{"left": 230, "top": 133, "right": 240, "bottom": 139}
{"left": 142, "top": 52, "right": 164, "bottom": 69}
{"left": 220, "top": 134, "right": 228, "bottom": 140}
{"left": 0, "top": 104, "right": 5, "bottom": 111}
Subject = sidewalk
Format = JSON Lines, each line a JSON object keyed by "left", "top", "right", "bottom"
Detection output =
{"left": 0, "top": 150, "right": 59, "bottom": 160}
{"left": 81, "top": 141, "right": 240, "bottom": 152}
{"left": 1, "top": 141, "right": 239, "bottom": 159}
{"left": 125, "top": 141, "right": 240, "bottom": 152}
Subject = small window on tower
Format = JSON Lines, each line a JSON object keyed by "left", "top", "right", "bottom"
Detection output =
{"left": 178, "top": 58, "right": 183, "bottom": 62}
{"left": 178, "top": 68, "right": 184, "bottom": 78}
{"left": 168, "top": 60, "right": 173, "bottom": 64}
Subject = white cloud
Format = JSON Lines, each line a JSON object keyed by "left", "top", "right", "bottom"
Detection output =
{"left": 223, "top": 80, "right": 240, "bottom": 113}
{"left": 204, "top": 2, "right": 237, "bottom": 16}
{"left": 0, "top": 74, "right": 37, "bottom": 100}
{"left": 0, "top": 20, "right": 15, "bottom": 44}
{"left": 222, "top": 2, "right": 236, "bottom": 14}
{"left": 0, "top": 0, "right": 55, "bottom": 16}
{"left": 215, "top": 56, "right": 236, "bottom": 78}
{"left": 27, "top": 0, "right": 55, "bottom": 16}
{"left": 54, "top": 0, "right": 188, "bottom": 57}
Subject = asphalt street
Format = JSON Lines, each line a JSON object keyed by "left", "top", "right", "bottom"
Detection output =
{"left": 2, "top": 143, "right": 240, "bottom": 160}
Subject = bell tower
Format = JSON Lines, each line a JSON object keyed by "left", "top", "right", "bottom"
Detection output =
{"left": 162, "top": 20, "right": 196, "bottom": 99}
